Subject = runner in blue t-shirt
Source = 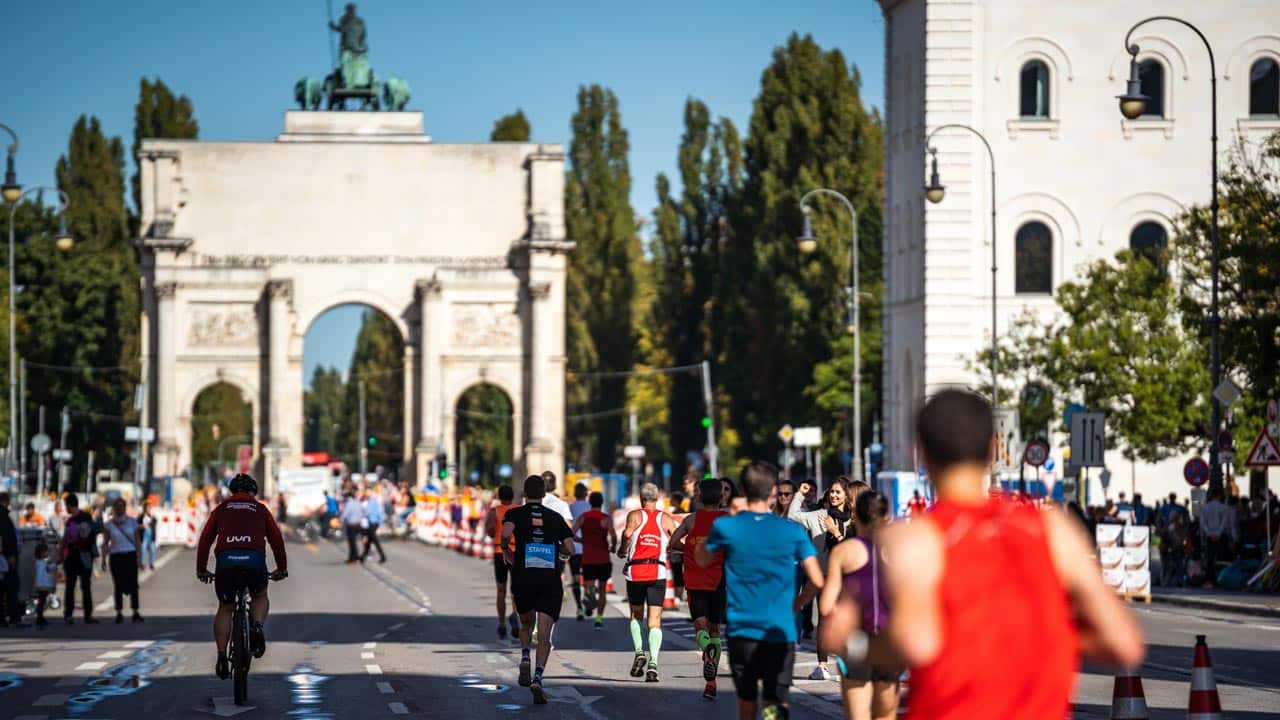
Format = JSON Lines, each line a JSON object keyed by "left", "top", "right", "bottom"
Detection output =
{"left": 696, "top": 461, "right": 824, "bottom": 720}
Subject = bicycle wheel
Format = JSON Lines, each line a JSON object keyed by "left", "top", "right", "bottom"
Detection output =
{"left": 233, "top": 666, "right": 248, "bottom": 705}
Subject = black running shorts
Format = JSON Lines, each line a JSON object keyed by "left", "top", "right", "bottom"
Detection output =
{"left": 569, "top": 554, "right": 583, "bottom": 577}
{"left": 214, "top": 549, "right": 269, "bottom": 604}
{"left": 727, "top": 637, "right": 794, "bottom": 703}
{"left": 670, "top": 556, "right": 685, "bottom": 587}
{"left": 582, "top": 562, "right": 613, "bottom": 582}
{"left": 512, "top": 576, "right": 563, "bottom": 621}
{"left": 687, "top": 585, "right": 727, "bottom": 625}
{"left": 493, "top": 554, "right": 510, "bottom": 584}
{"left": 625, "top": 579, "right": 665, "bottom": 608}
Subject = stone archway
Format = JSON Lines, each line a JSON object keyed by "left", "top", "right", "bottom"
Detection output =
{"left": 137, "top": 111, "right": 571, "bottom": 494}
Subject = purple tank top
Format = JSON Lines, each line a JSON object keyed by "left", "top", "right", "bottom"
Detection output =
{"left": 842, "top": 536, "right": 889, "bottom": 634}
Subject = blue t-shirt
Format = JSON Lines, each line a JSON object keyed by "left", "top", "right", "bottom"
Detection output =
{"left": 705, "top": 511, "right": 815, "bottom": 643}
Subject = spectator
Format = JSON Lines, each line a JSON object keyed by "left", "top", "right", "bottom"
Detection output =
{"left": 101, "top": 497, "right": 144, "bottom": 623}
{"left": 138, "top": 501, "right": 157, "bottom": 570}
{"left": 19, "top": 502, "right": 46, "bottom": 528}
{"left": 32, "top": 541, "right": 56, "bottom": 628}
{"left": 1132, "top": 493, "right": 1150, "bottom": 526}
{"left": 1200, "top": 490, "right": 1233, "bottom": 587}
{"left": 59, "top": 494, "right": 98, "bottom": 624}
{"left": 1159, "top": 512, "right": 1188, "bottom": 587}
{"left": 362, "top": 488, "right": 387, "bottom": 564}
{"left": 340, "top": 492, "right": 366, "bottom": 564}
{"left": 0, "top": 492, "right": 24, "bottom": 627}
{"left": 322, "top": 490, "right": 340, "bottom": 539}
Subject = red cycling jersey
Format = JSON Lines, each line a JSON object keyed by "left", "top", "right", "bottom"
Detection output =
{"left": 196, "top": 493, "right": 287, "bottom": 574}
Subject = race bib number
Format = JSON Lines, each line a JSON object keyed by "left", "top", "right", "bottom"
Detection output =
{"left": 524, "top": 542, "right": 556, "bottom": 569}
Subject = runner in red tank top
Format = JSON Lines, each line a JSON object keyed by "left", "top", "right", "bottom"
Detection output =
{"left": 572, "top": 492, "right": 617, "bottom": 629}
{"left": 670, "top": 478, "right": 729, "bottom": 700}
{"left": 617, "top": 483, "right": 677, "bottom": 682}
{"left": 819, "top": 390, "right": 1145, "bottom": 720}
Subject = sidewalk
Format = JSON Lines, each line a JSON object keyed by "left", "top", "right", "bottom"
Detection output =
{"left": 1150, "top": 586, "right": 1280, "bottom": 618}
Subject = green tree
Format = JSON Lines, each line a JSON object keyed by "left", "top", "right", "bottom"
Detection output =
{"left": 720, "top": 34, "right": 884, "bottom": 463}
{"left": 304, "top": 366, "right": 346, "bottom": 453}
{"left": 191, "top": 382, "right": 252, "bottom": 477}
{"left": 342, "top": 309, "right": 404, "bottom": 473}
{"left": 564, "top": 85, "right": 640, "bottom": 470}
{"left": 1173, "top": 132, "right": 1280, "bottom": 458}
{"left": 131, "top": 77, "right": 198, "bottom": 221}
{"left": 490, "top": 110, "right": 531, "bottom": 142}
{"left": 455, "top": 384, "right": 513, "bottom": 485}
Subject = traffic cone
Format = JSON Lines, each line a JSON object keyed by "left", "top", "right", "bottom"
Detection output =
{"left": 605, "top": 578, "right": 615, "bottom": 595}
{"left": 662, "top": 566, "right": 677, "bottom": 610}
{"left": 1188, "top": 634, "right": 1222, "bottom": 720}
{"left": 471, "top": 524, "right": 485, "bottom": 558}
{"left": 1109, "top": 667, "right": 1149, "bottom": 719}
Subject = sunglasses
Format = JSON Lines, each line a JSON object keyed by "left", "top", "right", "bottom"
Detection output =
{"left": 777, "top": 490, "right": 794, "bottom": 497}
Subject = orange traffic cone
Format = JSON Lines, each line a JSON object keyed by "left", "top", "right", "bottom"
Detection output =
{"left": 662, "top": 569, "right": 677, "bottom": 610}
{"left": 1187, "top": 634, "right": 1222, "bottom": 720}
{"left": 1109, "top": 667, "right": 1149, "bottom": 719}
{"left": 605, "top": 578, "right": 615, "bottom": 595}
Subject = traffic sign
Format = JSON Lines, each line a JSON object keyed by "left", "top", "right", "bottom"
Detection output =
{"left": 1268, "top": 398, "right": 1278, "bottom": 424}
{"left": 994, "top": 408, "right": 1022, "bottom": 471}
{"left": 1217, "top": 429, "right": 1234, "bottom": 451}
{"left": 1218, "top": 449, "right": 1235, "bottom": 465}
{"left": 52, "top": 449, "right": 72, "bottom": 462}
{"left": 777, "top": 425, "right": 794, "bottom": 444}
{"left": 1245, "top": 428, "right": 1280, "bottom": 467}
{"left": 1070, "top": 412, "right": 1106, "bottom": 468}
{"left": 1183, "top": 457, "right": 1210, "bottom": 487}
{"left": 124, "top": 426, "right": 156, "bottom": 443}
{"left": 30, "top": 433, "right": 51, "bottom": 454}
{"left": 793, "top": 427, "right": 822, "bottom": 448}
{"left": 623, "top": 445, "right": 646, "bottom": 460}
{"left": 1023, "top": 439, "right": 1050, "bottom": 467}
{"left": 1063, "top": 403, "right": 1086, "bottom": 429}
{"left": 1213, "top": 379, "right": 1241, "bottom": 407}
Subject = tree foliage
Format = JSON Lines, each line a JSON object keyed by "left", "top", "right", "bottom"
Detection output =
{"left": 304, "top": 366, "right": 345, "bottom": 454}
{"left": 564, "top": 85, "right": 639, "bottom": 470}
{"left": 490, "top": 110, "right": 531, "bottom": 142}
{"left": 131, "top": 77, "right": 198, "bottom": 219}
{"left": 341, "top": 310, "right": 404, "bottom": 473}
{"left": 191, "top": 382, "right": 252, "bottom": 476}
{"left": 455, "top": 384, "right": 513, "bottom": 485}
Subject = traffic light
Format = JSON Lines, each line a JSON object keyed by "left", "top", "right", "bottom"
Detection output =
{"left": 436, "top": 452, "right": 447, "bottom": 480}
{"left": 368, "top": 436, "right": 377, "bottom": 447}
{"left": 700, "top": 416, "right": 712, "bottom": 429}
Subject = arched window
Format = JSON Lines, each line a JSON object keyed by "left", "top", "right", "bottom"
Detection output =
{"left": 1250, "top": 58, "right": 1280, "bottom": 116}
{"left": 1015, "top": 221, "right": 1053, "bottom": 294}
{"left": 1129, "top": 221, "right": 1168, "bottom": 267}
{"left": 1019, "top": 60, "right": 1051, "bottom": 118}
{"left": 1138, "top": 60, "right": 1165, "bottom": 118}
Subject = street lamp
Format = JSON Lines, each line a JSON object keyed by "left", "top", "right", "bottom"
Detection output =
{"left": 8, "top": 186, "right": 74, "bottom": 483}
{"left": 1, "top": 124, "right": 19, "bottom": 204}
{"left": 1117, "top": 16, "right": 1223, "bottom": 492}
{"left": 923, "top": 125, "right": 999, "bottom": 419}
{"left": 796, "top": 188, "right": 862, "bottom": 482}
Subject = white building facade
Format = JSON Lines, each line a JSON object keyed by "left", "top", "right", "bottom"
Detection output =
{"left": 877, "top": 0, "right": 1280, "bottom": 500}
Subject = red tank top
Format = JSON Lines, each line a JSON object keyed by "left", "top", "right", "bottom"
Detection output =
{"left": 907, "top": 500, "right": 1079, "bottom": 720}
{"left": 683, "top": 509, "right": 726, "bottom": 590}
{"left": 624, "top": 509, "right": 668, "bottom": 582}
{"left": 579, "top": 509, "right": 612, "bottom": 564}
{"left": 492, "top": 503, "right": 515, "bottom": 552}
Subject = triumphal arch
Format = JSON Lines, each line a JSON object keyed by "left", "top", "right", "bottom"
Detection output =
{"left": 135, "top": 111, "right": 570, "bottom": 490}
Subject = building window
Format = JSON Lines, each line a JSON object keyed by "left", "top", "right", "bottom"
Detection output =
{"left": 1015, "top": 221, "right": 1053, "bottom": 294}
{"left": 1019, "top": 60, "right": 1051, "bottom": 118}
{"left": 1250, "top": 58, "right": 1280, "bottom": 116}
{"left": 1129, "top": 221, "right": 1168, "bottom": 267}
{"left": 1138, "top": 60, "right": 1165, "bottom": 118}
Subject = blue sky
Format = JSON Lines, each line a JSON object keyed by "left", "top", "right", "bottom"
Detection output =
{"left": 6, "top": 0, "right": 884, "bottom": 385}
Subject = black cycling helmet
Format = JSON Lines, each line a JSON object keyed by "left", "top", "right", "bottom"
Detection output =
{"left": 229, "top": 473, "right": 258, "bottom": 496}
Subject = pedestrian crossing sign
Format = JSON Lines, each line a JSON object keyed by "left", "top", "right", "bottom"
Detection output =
{"left": 1244, "top": 428, "right": 1280, "bottom": 467}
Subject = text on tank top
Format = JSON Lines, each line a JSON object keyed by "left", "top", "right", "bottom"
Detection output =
{"left": 624, "top": 509, "right": 669, "bottom": 582}
{"left": 906, "top": 500, "right": 1079, "bottom": 720}
{"left": 579, "top": 509, "right": 612, "bottom": 564}
{"left": 683, "top": 509, "right": 726, "bottom": 590}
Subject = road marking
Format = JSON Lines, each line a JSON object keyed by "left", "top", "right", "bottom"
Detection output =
{"left": 33, "top": 694, "right": 71, "bottom": 706}
{"left": 372, "top": 632, "right": 387, "bottom": 639}
{"left": 363, "top": 642, "right": 377, "bottom": 649}
{"left": 361, "top": 652, "right": 375, "bottom": 660}
{"left": 388, "top": 701, "right": 409, "bottom": 714}
{"left": 94, "top": 545, "right": 182, "bottom": 612}
{"left": 75, "top": 662, "right": 106, "bottom": 671}
{"left": 124, "top": 640, "right": 154, "bottom": 648}
{"left": 305, "top": 543, "right": 319, "bottom": 554}
{"left": 376, "top": 682, "right": 394, "bottom": 694}
{"left": 388, "top": 623, "right": 405, "bottom": 630}
{"left": 366, "top": 664, "right": 383, "bottom": 675}
{"left": 98, "top": 650, "right": 129, "bottom": 659}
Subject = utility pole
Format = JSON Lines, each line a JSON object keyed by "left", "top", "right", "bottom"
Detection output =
{"left": 459, "top": 440, "right": 467, "bottom": 487}
{"left": 36, "top": 405, "right": 45, "bottom": 500}
{"left": 136, "top": 380, "right": 148, "bottom": 498}
{"left": 700, "top": 361, "right": 718, "bottom": 477}
{"left": 18, "top": 359, "right": 25, "bottom": 483}
{"left": 629, "top": 405, "right": 639, "bottom": 492}
{"left": 58, "top": 406, "right": 69, "bottom": 493}
{"left": 358, "top": 379, "right": 367, "bottom": 476}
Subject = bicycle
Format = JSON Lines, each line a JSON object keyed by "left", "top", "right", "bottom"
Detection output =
{"left": 200, "top": 569, "right": 287, "bottom": 705}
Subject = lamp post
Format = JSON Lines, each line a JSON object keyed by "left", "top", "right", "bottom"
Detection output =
{"left": 7, "top": 185, "right": 74, "bottom": 485}
{"left": 796, "top": 188, "right": 863, "bottom": 482}
{"left": 1116, "top": 16, "right": 1223, "bottom": 494}
{"left": 923, "top": 125, "right": 999, "bottom": 416}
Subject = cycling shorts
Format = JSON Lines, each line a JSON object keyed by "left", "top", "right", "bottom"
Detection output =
{"left": 626, "top": 579, "right": 665, "bottom": 608}
{"left": 582, "top": 562, "right": 613, "bottom": 582}
{"left": 214, "top": 549, "right": 268, "bottom": 604}
{"left": 569, "top": 554, "right": 583, "bottom": 576}
{"left": 494, "top": 554, "right": 510, "bottom": 585}
{"left": 727, "top": 637, "right": 794, "bottom": 703}
{"left": 688, "top": 585, "right": 727, "bottom": 625}
{"left": 512, "top": 576, "right": 563, "bottom": 621}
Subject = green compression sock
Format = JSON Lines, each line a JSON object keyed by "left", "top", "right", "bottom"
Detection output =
{"left": 695, "top": 629, "right": 711, "bottom": 652}
{"left": 629, "top": 619, "right": 644, "bottom": 654}
{"left": 648, "top": 628, "right": 663, "bottom": 665}
{"left": 709, "top": 637, "right": 722, "bottom": 664}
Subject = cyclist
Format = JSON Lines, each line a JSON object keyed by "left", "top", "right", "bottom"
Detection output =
{"left": 196, "top": 473, "right": 288, "bottom": 680}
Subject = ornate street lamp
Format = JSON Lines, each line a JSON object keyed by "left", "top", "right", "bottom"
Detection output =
{"left": 0, "top": 124, "right": 19, "bottom": 204}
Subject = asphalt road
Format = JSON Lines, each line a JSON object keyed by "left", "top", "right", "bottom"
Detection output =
{"left": 1, "top": 534, "right": 1277, "bottom": 719}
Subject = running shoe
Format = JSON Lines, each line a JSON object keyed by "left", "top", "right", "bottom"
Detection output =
{"left": 576, "top": 607, "right": 586, "bottom": 621}
{"left": 645, "top": 662, "right": 659, "bottom": 683}
{"left": 807, "top": 665, "right": 832, "bottom": 681}
{"left": 701, "top": 680, "right": 717, "bottom": 700}
{"left": 518, "top": 657, "right": 532, "bottom": 687}
{"left": 629, "top": 652, "right": 648, "bottom": 678}
{"left": 594, "top": 617, "right": 603, "bottom": 631}
{"left": 761, "top": 704, "right": 786, "bottom": 720}
{"left": 702, "top": 647, "right": 717, "bottom": 681}
{"left": 508, "top": 612, "right": 520, "bottom": 639}
{"left": 530, "top": 678, "right": 547, "bottom": 705}
{"left": 215, "top": 653, "right": 230, "bottom": 680}
{"left": 497, "top": 624, "right": 507, "bottom": 640}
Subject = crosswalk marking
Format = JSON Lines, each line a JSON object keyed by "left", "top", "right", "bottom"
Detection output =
{"left": 74, "top": 662, "right": 106, "bottom": 671}
{"left": 388, "top": 701, "right": 409, "bottom": 714}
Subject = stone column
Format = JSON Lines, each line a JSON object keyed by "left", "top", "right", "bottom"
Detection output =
{"left": 266, "top": 279, "right": 293, "bottom": 495}
{"left": 152, "top": 282, "right": 179, "bottom": 476}
{"left": 523, "top": 275, "right": 565, "bottom": 477}
{"left": 415, "top": 277, "right": 443, "bottom": 484}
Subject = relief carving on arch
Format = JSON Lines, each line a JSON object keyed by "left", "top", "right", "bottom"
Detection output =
{"left": 451, "top": 302, "right": 520, "bottom": 348}
{"left": 188, "top": 305, "right": 259, "bottom": 348}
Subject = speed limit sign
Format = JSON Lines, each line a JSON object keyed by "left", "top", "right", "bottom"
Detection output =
{"left": 1023, "top": 439, "right": 1050, "bottom": 468}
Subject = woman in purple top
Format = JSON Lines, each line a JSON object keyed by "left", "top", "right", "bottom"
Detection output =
{"left": 818, "top": 490, "right": 900, "bottom": 720}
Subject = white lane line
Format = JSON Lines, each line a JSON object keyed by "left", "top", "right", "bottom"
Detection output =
{"left": 388, "top": 623, "right": 405, "bottom": 630}
{"left": 361, "top": 652, "right": 376, "bottom": 660}
{"left": 366, "top": 664, "right": 383, "bottom": 675}
{"left": 33, "top": 693, "right": 71, "bottom": 706}
{"left": 124, "top": 640, "right": 154, "bottom": 648}
{"left": 363, "top": 642, "right": 377, "bottom": 649}
{"left": 372, "top": 632, "right": 387, "bottom": 639}
{"left": 75, "top": 662, "right": 106, "bottom": 671}
{"left": 98, "top": 650, "right": 129, "bottom": 659}
{"left": 388, "top": 701, "right": 409, "bottom": 714}
{"left": 376, "top": 681, "right": 394, "bottom": 694}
